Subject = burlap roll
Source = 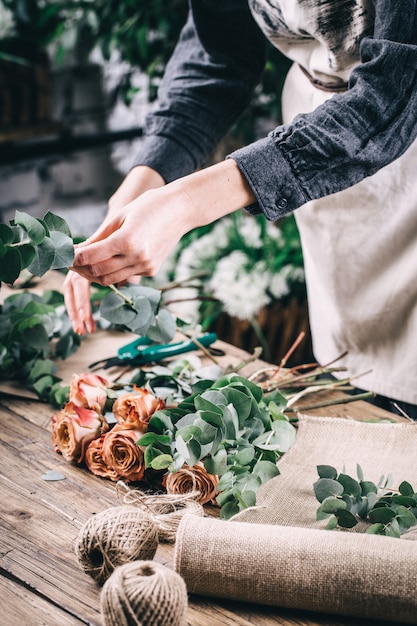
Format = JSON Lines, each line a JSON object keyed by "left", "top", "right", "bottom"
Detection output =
{"left": 174, "top": 514, "right": 417, "bottom": 623}
{"left": 174, "top": 416, "right": 417, "bottom": 623}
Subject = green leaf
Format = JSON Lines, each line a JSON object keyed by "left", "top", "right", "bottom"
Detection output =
{"left": 394, "top": 504, "right": 416, "bottom": 530}
{"left": 325, "top": 515, "right": 339, "bottom": 530}
{"left": 150, "top": 454, "right": 173, "bottom": 470}
{"left": 219, "top": 499, "right": 240, "bottom": 520}
{"left": 100, "top": 292, "right": 137, "bottom": 325}
{"left": 338, "top": 473, "right": 362, "bottom": 498}
{"left": 137, "top": 432, "right": 171, "bottom": 447}
{"left": 368, "top": 506, "right": 396, "bottom": 524}
{"left": 176, "top": 435, "right": 201, "bottom": 466}
{"left": 49, "top": 231, "right": 74, "bottom": 269}
{"left": 367, "top": 523, "right": 385, "bottom": 535}
{"left": 334, "top": 509, "right": 358, "bottom": 528}
{"left": 319, "top": 497, "right": 347, "bottom": 514}
{"left": 252, "top": 459, "right": 280, "bottom": 483}
{"left": 18, "top": 244, "right": 36, "bottom": 270}
{"left": 360, "top": 480, "right": 378, "bottom": 496}
{"left": 0, "top": 247, "right": 22, "bottom": 284}
{"left": 313, "top": 478, "right": 344, "bottom": 503}
{"left": 233, "top": 446, "right": 255, "bottom": 466}
{"left": 204, "top": 446, "right": 228, "bottom": 476}
{"left": 27, "top": 237, "right": 55, "bottom": 277}
{"left": 317, "top": 465, "right": 338, "bottom": 480}
{"left": 0, "top": 223, "right": 14, "bottom": 245}
{"left": 146, "top": 308, "right": 177, "bottom": 343}
{"left": 14, "top": 210, "right": 46, "bottom": 245}
{"left": 43, "top": 211, "right": 72, "bottom": 236}
{"left": 399, "top": 481, "right": 415, "bottom": 497}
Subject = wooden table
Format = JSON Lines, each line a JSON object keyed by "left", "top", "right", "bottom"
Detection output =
{"left": 0, "top": 340, "right": 406, "bottom": 626}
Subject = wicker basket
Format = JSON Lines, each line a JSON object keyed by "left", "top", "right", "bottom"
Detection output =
{"left": 209, "top": 295, "right": 313, "bottom": 367}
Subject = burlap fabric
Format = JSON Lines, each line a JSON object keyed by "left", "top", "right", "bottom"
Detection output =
{"left": 174, "top": 415, "right": 417, "bottom": 623}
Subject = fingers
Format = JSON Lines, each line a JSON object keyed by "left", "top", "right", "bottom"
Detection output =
{"left": 63, "top": 271, "right": 96, "bottom": 336}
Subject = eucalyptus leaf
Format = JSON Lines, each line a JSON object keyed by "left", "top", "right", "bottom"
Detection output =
{"left": 0, "top": 223, "right": 14, "bottom": 245}
{"left": 150, "top": 453, "right": 174, "bottom": 470}
{"left": 334, "top": 509, "right": 358, "bottom": 528}
{"left": 27, "top": 236, "right": 55, "bottom": 277}
{"left": 317, "top": 465, "right": 338, "bottom": 480}
{"left": 0, "top": 247, "right": 22, "bottom": 284}
{"left": 43, "top": 211, "right": 72, "bottom": 236}
{"left": 314, "top": 478, "right": 344, "bottom": 503}
{"left": 14, "top": 210, "right": 46, "bottom": 245}
{"left": 49, "top": 231, "right": 75, "bottom": 269}
{"left": 100, "top": 292, "right": 137, "bottom": 324}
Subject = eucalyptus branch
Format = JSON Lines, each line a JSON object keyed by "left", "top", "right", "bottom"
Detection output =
{"left": 108, "top": 283, "right": 135, "bottom": 307}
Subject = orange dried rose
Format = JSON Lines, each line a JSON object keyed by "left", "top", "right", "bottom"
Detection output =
{"left": 84, "top": 435, "right": 120, "bottom": 481}
{"left": 112, "top": 386, "right": 164, "bottom": 433}
{"left": 164, "top": 462, "right": 219, "bottom": 505}
{"left": 51, "top": 401, "right": 107, "bottom": 463}
{"left": 101, "top": 425, "right": 146, "bottom": 482}
{"left": 69, "top": 372, "right": 110, "bottom": 412}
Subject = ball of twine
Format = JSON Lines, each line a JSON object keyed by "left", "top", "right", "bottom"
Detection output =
{"left": 101, "top": 560, "right": 188, "bottom": 626}
{"left": 75, "top": 506, "right": 159, "bottom": 585}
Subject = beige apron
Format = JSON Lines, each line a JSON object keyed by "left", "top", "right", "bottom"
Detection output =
{"left": 282, "top": 63, "right": 417, "bottom": 405}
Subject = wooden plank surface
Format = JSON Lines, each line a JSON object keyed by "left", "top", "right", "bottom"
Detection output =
{"left": 0, "top": 339, "right": 407, "bottom": 626}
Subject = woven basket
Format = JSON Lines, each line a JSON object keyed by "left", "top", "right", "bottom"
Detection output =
{"left": 209, "top": 295, "right": 313, "bottom": 366}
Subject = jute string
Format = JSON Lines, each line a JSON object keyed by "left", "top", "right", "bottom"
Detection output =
{"left": 116, "top": 481, "right": 204, "bottom": 543}
{"left": 75, "top": 506, "right": 159, "bottom": 585}
{"left": 101, "top": 560, "right": 188, "bottom": 626}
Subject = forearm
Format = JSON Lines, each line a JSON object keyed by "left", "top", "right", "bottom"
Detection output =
{"left": 108, "top": 165, "right": 165, "bottom": 213}
{"left": 165, "top": 159, "right": 256, "bottom": 233}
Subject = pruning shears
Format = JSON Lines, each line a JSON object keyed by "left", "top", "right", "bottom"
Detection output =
{"left": 88, "top": 332, "right": 221, "bottom": 370}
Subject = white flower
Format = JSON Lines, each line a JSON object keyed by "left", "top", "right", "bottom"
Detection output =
{"left": 210, "top": 253, "right": 270, "bottom": 320}
{"left": 238, "top": 215, "right": 263, "bottom": 248}
{"left": 0, "top": 4, "right": 15, "bottom": 39}
{"left": 269, "top": 273, "right": 290, "bottom": 300}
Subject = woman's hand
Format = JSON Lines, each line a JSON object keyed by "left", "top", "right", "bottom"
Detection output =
{"left": 64, "top": 166, "right": 165, "bottom": 335}
{"left": 70, "top": 160, "right": 255, "bottom": 287}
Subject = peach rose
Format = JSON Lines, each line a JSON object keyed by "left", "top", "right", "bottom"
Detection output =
{"left": 84, "top": 435, "right": 120, "bottom": 481}
{"left": 112, "top": 386, "right": 164, "bottom": 433}
{"left": 164, "top": 462, "right": 219, "bottom": 505}
{"left": 101, "top": 425, "right": 146, "bottom": 482}
{"left": 69, "top": 372, "right": 110, "bottom": 412}
{"left": 51, "top": 401, "right": 107, "bottom": 463}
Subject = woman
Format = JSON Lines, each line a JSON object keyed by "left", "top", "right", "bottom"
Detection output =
{"left": 64, "top": 1, "right": 417, "bottom": 416}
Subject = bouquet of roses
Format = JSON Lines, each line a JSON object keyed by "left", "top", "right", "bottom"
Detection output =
{"left": 51, "top": 368, "right": 298, "bottom": 518}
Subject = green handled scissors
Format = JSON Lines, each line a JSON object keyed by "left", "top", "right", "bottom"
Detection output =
{"left": 88, "top": 332, "right": 220, "bottom": 370}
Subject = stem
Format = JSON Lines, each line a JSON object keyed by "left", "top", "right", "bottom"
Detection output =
{"left": 109, "top": 284, "right": 135, "bottom": 307}
{"left": 284, "top": 391, "right": 375, "bottom": 413}
{"left": 160, "top": 271, "right": 210, "bottom": 292}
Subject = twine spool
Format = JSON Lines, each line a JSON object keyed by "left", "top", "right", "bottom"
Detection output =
{"left": 101, "top": 560, "right": 188, "bottom": 626}
{"left": 117, "top": 481, "right": 204, "bottom": 543}
{"left": 75, "top": 506, "right": 159, "bottom": 585}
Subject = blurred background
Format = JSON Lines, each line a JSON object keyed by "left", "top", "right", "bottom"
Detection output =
{"left": 0, "top": 0, "right": 312, "bottom": 365}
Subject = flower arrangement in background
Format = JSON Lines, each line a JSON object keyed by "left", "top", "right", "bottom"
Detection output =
{"left": 153, "top": 212, "right": 305, "bottom": 334}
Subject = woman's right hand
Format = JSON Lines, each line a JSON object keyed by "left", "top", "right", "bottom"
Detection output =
{"left": 64, "top": 166, "right": 165, "bottom": 335}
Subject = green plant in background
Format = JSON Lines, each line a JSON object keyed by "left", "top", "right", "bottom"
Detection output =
{"left": 0, "top": 0, "right": 291, "bottom": 137}
{"left": 150, "top": 212, "right": 305, "bottom": 348}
